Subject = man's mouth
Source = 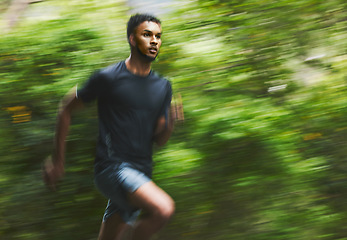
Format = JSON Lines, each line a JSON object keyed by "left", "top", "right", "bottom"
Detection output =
{"left": 149, "top": 47, "right": 157, "bottom": 54}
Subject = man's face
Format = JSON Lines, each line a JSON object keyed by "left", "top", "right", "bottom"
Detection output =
{"left": 133, "top": 21, "right": 162, "bottom": 61}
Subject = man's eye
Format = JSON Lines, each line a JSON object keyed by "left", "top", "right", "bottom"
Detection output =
{"left": 144, "top": 33, "right": 150, "bottom": 37}
{"left": 156, "top": 35, "right": 161, "bottom": 39}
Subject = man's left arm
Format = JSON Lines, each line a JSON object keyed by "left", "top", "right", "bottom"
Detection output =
{"left": 153, "top": 93, "right": 184, "bottom": 146}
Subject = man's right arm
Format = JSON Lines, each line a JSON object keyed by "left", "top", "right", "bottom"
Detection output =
{"left": 43, "top": 85, "right": 84, "bottom": 190}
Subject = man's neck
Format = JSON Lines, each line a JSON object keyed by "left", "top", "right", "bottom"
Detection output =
{"left": 125, "top": 54, "right": 152, "bottom": 77}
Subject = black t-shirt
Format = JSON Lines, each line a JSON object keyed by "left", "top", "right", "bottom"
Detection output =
{"left": 77, "top": 61, "right": 172, "bottom": 177}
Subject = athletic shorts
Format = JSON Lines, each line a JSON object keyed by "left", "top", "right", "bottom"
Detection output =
{"left": 94, "top": 162, "right": 151, "bottom": 225}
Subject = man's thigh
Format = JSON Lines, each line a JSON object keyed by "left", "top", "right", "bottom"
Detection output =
{"left": 127, "top": 181, "right": 175, "bottom": 215}
{"left": 95, "top": 162, "right": 151, "bottom": 224}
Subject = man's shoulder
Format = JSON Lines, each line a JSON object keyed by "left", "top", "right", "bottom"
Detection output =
{"left": 150, "top": 71, "right": 171, "bottom": 85}
{"left": 149, "top": 72, "right": 172, "bottom": 96}
{"left": 99, "top": 61, "right": 125, "bottom": 77}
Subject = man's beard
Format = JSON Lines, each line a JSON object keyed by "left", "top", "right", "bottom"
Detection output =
{"left": 136, "top": 45, "right": 158, "bottom": 62}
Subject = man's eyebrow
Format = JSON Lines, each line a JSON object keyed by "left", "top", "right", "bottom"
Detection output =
{"left": 143, "top": 29, "right": 162, "bottom": 35}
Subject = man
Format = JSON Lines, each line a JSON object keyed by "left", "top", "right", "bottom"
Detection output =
{"left": 43, "top": 13, "right": 183, "bottom": 240}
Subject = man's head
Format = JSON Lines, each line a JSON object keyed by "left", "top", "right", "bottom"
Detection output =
{"left": 127, "top": 14, "right": 162, "bottom": 62}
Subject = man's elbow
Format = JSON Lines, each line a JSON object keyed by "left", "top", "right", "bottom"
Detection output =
{"left": 154, "top": 137, "right": 167, "bottom": 147}
{"left": 153, "top": 123, "right": 174, "bottom": 147}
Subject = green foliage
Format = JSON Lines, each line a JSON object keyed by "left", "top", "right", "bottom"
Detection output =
{"left": 1, "top": 0, "right": 347, "bottom": 239}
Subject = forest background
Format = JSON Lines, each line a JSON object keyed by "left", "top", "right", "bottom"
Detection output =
{"left": 0, "top": 0, "right": 347, "bottom": 239}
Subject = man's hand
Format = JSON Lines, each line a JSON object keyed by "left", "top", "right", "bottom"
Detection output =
{"left": 42, "top": 156, "right": 64, "bottom": 191}
{"left": 170, "top": 93, "right": 184, "bottom": 123}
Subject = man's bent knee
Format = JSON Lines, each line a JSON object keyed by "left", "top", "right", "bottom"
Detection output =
{"left": 154, "top": 198, "right": 175, "bottom": 223}
{"left": 129, "top": 181, "right": 175, "bottom": 223}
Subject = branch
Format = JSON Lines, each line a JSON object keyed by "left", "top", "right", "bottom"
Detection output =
{"left": 3, "top": 0, "right": 45, "bottom": 33}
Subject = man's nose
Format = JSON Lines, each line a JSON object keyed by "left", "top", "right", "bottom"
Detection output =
{"left": 150, "top": 36, "right": 158, "bottom": 45}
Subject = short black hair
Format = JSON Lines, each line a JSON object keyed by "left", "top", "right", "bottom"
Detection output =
{"left": 127, "top": 13, "right": 161, "bottom": 40}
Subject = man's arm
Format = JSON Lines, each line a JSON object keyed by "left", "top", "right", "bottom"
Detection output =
{"left": 43, "top": 85, "right": 84, "bottom": 190}
{"left": 153, "top": 94, "right": 184, "bottom": 147}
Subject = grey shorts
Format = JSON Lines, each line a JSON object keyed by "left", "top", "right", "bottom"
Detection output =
{"left": 94, "top": 162, "right": 151, "bottom": 225}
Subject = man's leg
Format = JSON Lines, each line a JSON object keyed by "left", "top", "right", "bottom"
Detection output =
{"left": 98, "top": 212, "right": 130, "bottom": 240}
{"left": 128, "top": 181, "right": 175, "bottom": 240}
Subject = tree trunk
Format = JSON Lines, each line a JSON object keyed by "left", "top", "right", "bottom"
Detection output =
{"left": 3, "top": 0, "right": 44, "bottom": 33}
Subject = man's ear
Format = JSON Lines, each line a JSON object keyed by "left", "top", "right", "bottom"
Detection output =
{"left": 129, "top": 34, "right": 136, "bottom": 47}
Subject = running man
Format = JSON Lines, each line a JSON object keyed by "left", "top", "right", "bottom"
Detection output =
{"left": 43, "top": 13, "right": 184, "bottom": 240}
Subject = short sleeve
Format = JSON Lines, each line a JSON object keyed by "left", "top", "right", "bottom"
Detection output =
{"left": 158, "top": 81, "right": 172, "bottom": 121}
{"left": 76, "top": 70, "right": 104, "bottom": 103}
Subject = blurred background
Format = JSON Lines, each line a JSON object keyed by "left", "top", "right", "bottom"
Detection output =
{"left": 1, "top": 0, "right": 347, "bottom": 239}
